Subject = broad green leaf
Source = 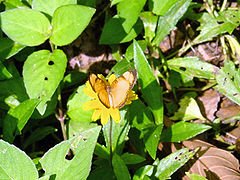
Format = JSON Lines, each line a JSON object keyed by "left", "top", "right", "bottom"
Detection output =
{"left": 1, "top": 8, "right": 51, "bottom": 46}
{"left": 133, "top": 40, "right": 163, "bottom": 125}
{"left": 111, "top": 58, "right": 134, "bottom": 76}
{"left": 88, "top": 159, "right": 115, "bottom": 180}
{"left": 117, "top": 0, "right": 146, "bottom": 33}
{"left": 0, "top": 77, "right": 28, "bottom": 109}
{"left": 0, "top": 61, "right": 12, "bottom": 80}
{"left": 215, "top": 60, "right": 240, "bottom": 106}
{"left": 112, "top": 154, "right": 131, "bottom": 180}
{"left": 153, "top": 148, "right": 197, "bottom": 179}
{"left": 139, "top": 12, "right": 158, "bottom": 42}
{"left": 68, "top": 121, "right": 97, "bottom": 139}
{"left": 125, "top": 40, "right": 147, "bottom": 60}
{"left": 78, "top": 0, "right": 96, "bottom": 7}
{"left": 50, "top": 5, "right": 95, "bottom": 46}
{"left": 111, "top": 0, "right": 124, "bottom": 6}
{"left": 3, "top": 99, "right": 39, "bottom": 143}
{"left": 32, "top": 0, "right": 77, "bottom": 17}
{"left": 62, "top": 71, "right": 86, "bottom": 89}
{"left": 39, "top": 126, "right": 101, "bottom": 180}
{"left": 23, "top": 49, "right": 67, "bottom": 115}
{"left": 149, "top": 0, "right": 179, "bottom": 15}
{"left": 0, "top": 140, "right": 38, "bottom": 179}
{"left": 99, "top": 16, "right": 143, "bottom": 44}
{"left": 152, "top": 0, "right": 191, "bottom": 45}
{"left": 23, "top": 126, "right": 57, "bottom": 149}
{"left": 3, "top": 0, "right": 29, "bottom": 9}
{"left": 186, "top": 172, "right": 208, "bottom": 180}
{"left": 0, "top": 37, "right": 25, "bottom": 60}
{"left": 133, "top": 165, "right": 154, "bottom": 180}
{"left": 217, "top": 9, "right": 240, "bottom": 31}
{"left": 170, "top": 96, "right": 206, "bottom": 121}
{"left": 103, "top": 110, "right": 130, "bottom": 154}
{"left": 67, "top": 85, "right": 93, "bottom": 122}
{"left": 167, "top": 57, "right": 216, "bottom": 80}
{"left": 94, "top": 143, "right": 109, "bottom": 160}
{"left": 142, "top": 124, "right": 162, "bottom": 159}
{"left": 160, "top": 121, "right": 211, "bottom": 142}
{"left": 121, "top": 152, "right": 145, "bottom": 165}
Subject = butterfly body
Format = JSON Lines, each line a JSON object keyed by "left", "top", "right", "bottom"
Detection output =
{"left": 89, "top": 70, "right": 137, "bottom": 108}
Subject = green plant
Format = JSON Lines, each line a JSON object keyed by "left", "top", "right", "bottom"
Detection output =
{"left": 0, "top": 0, "right": 240, "bottom": 179}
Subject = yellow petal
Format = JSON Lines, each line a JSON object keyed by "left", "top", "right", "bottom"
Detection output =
{"left": 125, "top": 90, "right": 138, "bottom": 105}
{"left": 84, "top": 81, "right": 97, "bottom": 98}
{"left": 108, "top": 74, "right": 116, "bottom": 84}
{"left": 110, "top": 108, "right": 121, "bottom": 123}
{"left": 82, "top": 100, "right": 100, "bottom": 110}
{"left": 92, "top": 109, "right": 101, "bottom": 121}
{"left": 97, "top": 74, "right": 108, "bottom": 84}
{"left": 100, "top": 108, "right": 110, "bottom": 125}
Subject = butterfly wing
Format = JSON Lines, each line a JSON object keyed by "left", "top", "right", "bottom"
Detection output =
{"left": 110, "top": 70, "right": 137, "bottom": 108}
{"left": 89, "top": 74, "right": 111, "bottom": 108}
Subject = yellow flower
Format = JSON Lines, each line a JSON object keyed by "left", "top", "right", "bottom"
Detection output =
{"left": 82, "top": 74, "right": 138, "bottom": 125}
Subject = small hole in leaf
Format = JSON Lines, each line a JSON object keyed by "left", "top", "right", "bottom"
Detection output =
{"left": 179, "top": 67, "right": 186, "bottom": 71}
{"left": 223, "top": 77, "right": 227, "bottom": 85}
{"left": 233, "top": 93, "right": 238, "bottom": 96}
{"left": 200, "top": 67, "right": 203, "bottom": 70}
{"left": 44, "top": 77, "right": 48, "bottom": 80}
{"left": 83, "top": 138, "right": 87, "bottom": 141}
{"left": 65, "top": 150, "right": 74, "bottom": 160}
{"left": 48, "top": 61, "right": 54, "bottom": 65}
{"left": 37, "top": 96, "right": 41, "bottom": 100}
{"left": 231, "top": 76, "right": 234, "bottom": 81}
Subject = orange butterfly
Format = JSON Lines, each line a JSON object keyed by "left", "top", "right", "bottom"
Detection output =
{"left": 89, "top": 70, "right": 137, "bottom": 109}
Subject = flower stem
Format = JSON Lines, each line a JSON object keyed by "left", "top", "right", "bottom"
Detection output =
{"left": 109, "top": 117, "right": 113, "bottom": 166}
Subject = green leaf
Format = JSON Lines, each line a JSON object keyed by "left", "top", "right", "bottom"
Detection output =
{"left": 68, "top": 121, "right": 97, "bottom": 139}
{"left": 99, "top": 16, "right": 143, "bottom": 44}
{"left": 62, "top": 71, "right": 87, "bottom": 89}
{"left": 121, "top": 152, "right": 145, "bottom": 164}
{"left": 32, "top": 0, "right": 77, "bottom": 17}
{"left": 160, "top": 121, "right": 211, "bottom": 142}
{"left": 1, "top": 8, "right": 51, "bottom": 46}
{"left": 3, "top": 99, "right": 39, "bottom": 143}
{"left": 67, "top": 85, "right": 93, "bottom": 122}
{"left": 3, "top": 0, "right": 29, "bottom": 10}
{"left": 142, "top": 124, "right": 162, "bottom": 159}
{"left": 0, "top": 140, "right": 38, "bottom": 179}
{"left": 133, "top": 165, "right": 154, "bottom": 180}
{"left": 167, "top": 57, "right": 216, "bottom": 80}
{"left": 112, "top": 154, "right": 131, "bottom": 180}
{"left": 152, "top": 0, "right": 191, "bottom": 45}
{"left": 0, "top": 77, "right": 28, "bottom": 109}
{"left": 125, "top": 40, "right": 147, "bottom": 60}
{"left": 0, "top": 37, "right": 25, "bottom": 60}
{"left": 111, "top": 58, "right": 134, "bottom": 76}
{"left": 0, "top": 61, "right": 12, "bottom": 80}
{"left": 94, "top": 143, "right": 109, "bottom": 160}
{"left": 117, "top": 0, "right": 146, "bottom": 33}
{"left": 149, "top": 0, "right": 179, "bottom": 15}
{"left": 186, "top": 172, "right": 208, "bottom": 180}
{"left": 103, "top": 110, "right": 130, "bottom": 154}
{"left": 50, "top": 4, "right": 95, "bottom": 46}
{"left": 23, "top": 126, "right": 57, "bottom": 149}
{"left": 133, "top": 40, "right": 163, "bottom": 125}
{"left": 111, "top": 0, "right": 124, "bottom": 6}
{"left": 139, "top": 12, "right": 158, "bottom": 42}
{"left": 215, "top": 60, "right": 240, "bottom": 106}
{"left": 39, "top": 126, "right": 101, "bottom": 180}
{"left": 153, "top": 148, "right": 197, "bottom": 179}
{"left": 170, "top": 96, "right": 206, "bottom": 121}
{"left": 23, "top": 49, "right": 67, "bottom": 115}
{"left": 225, "top": 35, "right": 240, "bottom": 57}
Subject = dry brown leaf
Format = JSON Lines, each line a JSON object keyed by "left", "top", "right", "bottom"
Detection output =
{"left": 198, "top": 89, "right": 220, "bottom": 121}
{"left": 171, "top": 139, "right": 240, "bottom": 180}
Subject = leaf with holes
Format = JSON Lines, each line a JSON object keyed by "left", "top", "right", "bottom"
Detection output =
{"left": 39, "top": 126, "right": 101, "bottom": 179}
{"left": 167, "top": 57, "right": 217, "bottom": 80}
{"left": 215, "top": 60, "right": 240, "bottom": 106}
{"left": 23, "top": 49, "right": 67, "bottom": 115}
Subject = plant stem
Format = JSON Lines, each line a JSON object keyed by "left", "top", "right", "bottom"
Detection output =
{"left": 109, "top": 117, "right": 113, "bottom": 166}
